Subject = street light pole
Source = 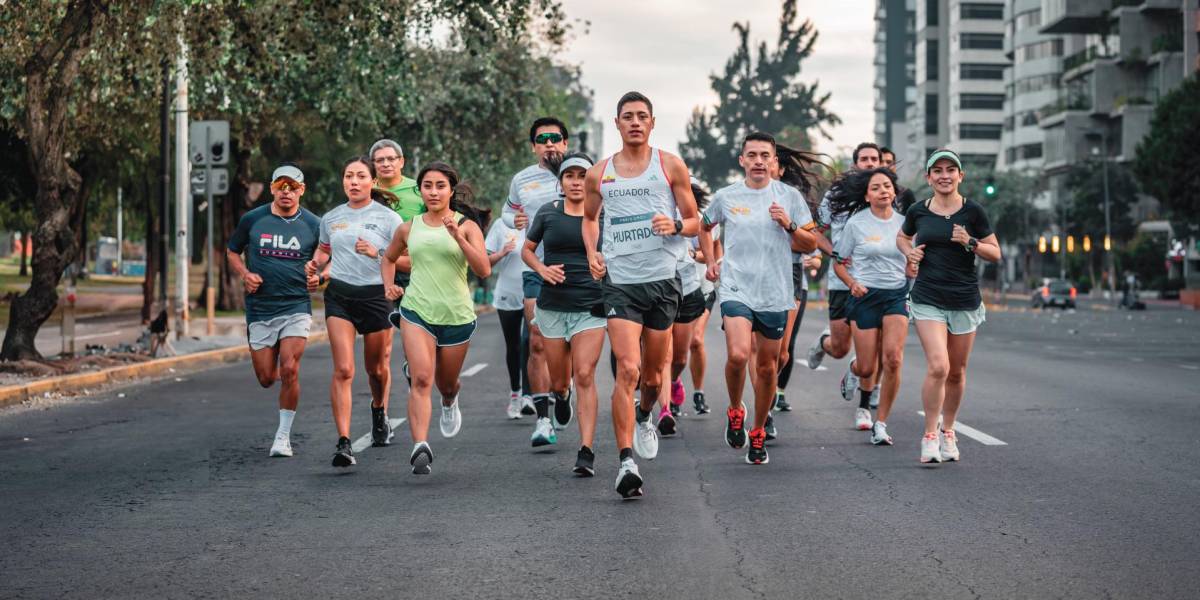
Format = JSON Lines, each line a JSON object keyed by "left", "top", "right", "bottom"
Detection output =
{"left": 1100, "top": 138, "right": 1115, "bottom": 304}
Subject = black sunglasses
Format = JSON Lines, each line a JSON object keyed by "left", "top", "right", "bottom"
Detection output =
{"left": 534, "top": 132, "right": 564, "bottom": 144}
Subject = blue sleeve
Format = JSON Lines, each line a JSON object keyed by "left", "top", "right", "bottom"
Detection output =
{"left": 228, "top": 211, "right": 254, "bottom": 253}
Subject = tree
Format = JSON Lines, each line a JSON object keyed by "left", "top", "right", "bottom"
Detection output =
{"left": 680, "top": 0, "right": 840, "bottom": 189}
{"left": 1133, "top": 74, "right": 1200, "bottom": 221}
{"left": 1064, "top": 160, "right": 1138, "bottom": 243}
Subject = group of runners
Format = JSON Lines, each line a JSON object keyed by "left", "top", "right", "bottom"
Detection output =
{"left": 228, "top": 90, "right": 1001, "bottom": 499}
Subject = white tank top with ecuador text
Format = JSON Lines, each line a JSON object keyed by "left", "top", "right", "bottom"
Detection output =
{"left": 599, "top": 148, "right": 686, "bottom": 284}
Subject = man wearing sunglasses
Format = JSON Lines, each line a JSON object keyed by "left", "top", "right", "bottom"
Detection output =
{"left": 227, "top": 164, "right": 323, "bottom": 459}
{"left": 501, "top": 117, "right": 571, "bottom": 430}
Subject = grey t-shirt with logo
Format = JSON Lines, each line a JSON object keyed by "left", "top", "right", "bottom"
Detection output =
{"left": 834, "top": 209, "right": 908, "bottom": 291}
{"left": 228, "top": 204, "right": 322, "bottom": 323}
{"left": 318, "top": 201, "right": 403, "bottom": 287}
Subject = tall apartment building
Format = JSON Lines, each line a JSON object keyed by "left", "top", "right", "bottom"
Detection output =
{"left": 905, "top": 1, "right": 1010, "bottom": 181}
{"left": 1037, "top": 0, "right": 1191, "bottom": 211}
{"left": 873, "top": 0, "right": 917, "bottom": 155}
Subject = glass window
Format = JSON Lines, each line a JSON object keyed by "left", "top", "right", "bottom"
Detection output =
{"left": 961, "top": 94, "right": 1005, "bottom": 110}
{"left": 959, "top": 123, "right": 1003, "bottom": 139}
{"left": 961, "top": 3, "right": 1004, "bottom": 20}
{"left": 961, "top": 33, "right": 1005, "bottom": 50}
{"left": 926, "top": 0, "right": 939, "bottom": 26}
{"left": 961, "top": 63, "right": 1006, "bottom": 80}
{"left": 927, "top": 40, "right": 939, "bottom": 80}
{"left": 925, "top": 94, "right": 939, "bottom": 135}
{"left": 1015, "top": 9, "right": 1042, "bottom": 31}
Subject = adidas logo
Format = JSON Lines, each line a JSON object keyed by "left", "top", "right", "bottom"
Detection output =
{"left": 648, "top": 174, "right": 658, "bottom": 181}
{"left": 607, "top": 308, "right": 617, "bottom": 317}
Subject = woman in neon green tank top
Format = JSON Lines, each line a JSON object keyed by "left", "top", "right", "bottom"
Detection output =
{"left": 381, "top": 161, "right": 491, "bottom": 475}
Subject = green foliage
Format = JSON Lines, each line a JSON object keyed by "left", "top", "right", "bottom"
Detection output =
{"left": 1064, "top": 159, "right": 1138, "bottom": 242}
{"left": 679, "top": 0, "right": 840, "bottom": 189}
{"left": 948, "top": 168, "right": 1048, "bottom": 244}
{"left": 1117, "top": 231, "right": 1167, "bottom": 286}
{"left": 1133, "top": 74, "right": 1200, "bottom": 222}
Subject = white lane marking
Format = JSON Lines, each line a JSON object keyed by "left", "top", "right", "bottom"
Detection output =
{"left": 1130, "top": 357, "right": 1145, "bottom": 363}
{"left": 917, "top": 411, "right": 1007, "bottom": 446}
{"left": 351, "top": 417, "right": 407, "bottom": 453}
{"left": 74, "top": 330, "right": 123, "bottom": 341}
{"left": 794, "top": 360, "right": 829, "bottom": 372}
{"left": 461, "top": 362, "right": 488, "bottom": 377}
{"left": 1180, "top": 364, "right": 1199, "bottom": 371}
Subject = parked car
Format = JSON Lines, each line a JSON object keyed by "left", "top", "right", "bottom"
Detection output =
{"left": 1032, "top": 279, "right": 1076, "bottom": 309}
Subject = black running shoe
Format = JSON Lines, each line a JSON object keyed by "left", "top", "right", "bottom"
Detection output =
{"left": 669, "top": 403, "right": 682, "bottom": 418}
{"left": 371, "top": 405, "right": 392, "bottom": 447}
{"left": 774, "top": 392, "right": 792, "bottom": 412}
{"left": 657, "top": 411, "right": 677, "bottom": 437}
{"left": 693, "top": 391, "right": 710, "bottom": 415}
{"left": 552, "top": 391, "right": 573, "bottom": 430}
{"left": 332, "top": 437, "right": 355, "bottom": 467}
{"left": 410, "top": 442, "right": 433, "bottom": 475}
{"left": 725, "top": 406, "right": 747, "bottom": 449}
{"left": 746, "top": 428, "right": 769, "bottom": 465}
{"left": 764, "top": 414, "right": 777, "bottom": 441}
{"left": 573, "top": 446, "right": 595, "bottom": 477}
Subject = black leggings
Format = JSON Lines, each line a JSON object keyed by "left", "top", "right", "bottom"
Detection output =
{"left": 497, "top": 309, "right": 523, "bottom": 392}
{"left": 777, "top": 290, "right": 808, "bottom": 389}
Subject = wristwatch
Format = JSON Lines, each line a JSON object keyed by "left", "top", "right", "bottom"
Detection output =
{"left": 673, "top": 219, "right": 683, "bottom": 234}
{"left": 786, "top": 222, "right": 798, "bottom": 233}
{"left": 967, "top": 237, "right": 979, "bottom": 252}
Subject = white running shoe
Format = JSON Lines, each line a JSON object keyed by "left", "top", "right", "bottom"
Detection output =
{"left": 520, "top": 395, "right": 535, "bottom": 416}
{"left": 841, "top": 359, "right": 861, "bottom": 402}
{"left": 632, "top": 418, "right": 659, "bottom": 460}
{"left": 505, "top": 392, "right": 522, "bottom": 420}
{"left": 940, "top": 430, "right": 961, "bottom": 462}
{"left": 440, "top": 396, "right": 462, "bottom": 438}
{"left": 807, "top": 327, "right": 830, "bottom": 369}
{"left": 614, "top": 458, "right": 644, "bottom": 499}
{"left": 870, "top": 421, "right": 893, "bottom": 446}
{"left": 869, "top": 387, "right": 880, "bottom": 409}
{"left": 531, "top": 417, "right": 557, "bottom": 447}
{"left": 269, "top": 432, "right": 293, "bottom": 457}
{"left": 854, "top": 407, "right": 873, "bottom": 431}
{"left": 920, "top": 433, "right": 942, "bottom": 464}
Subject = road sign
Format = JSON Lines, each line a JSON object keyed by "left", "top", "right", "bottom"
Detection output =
{"left": 189, "top": 168, "right": 229, "bottom": 196}
{"left": 188, "top": 120, "right": 229, "bottom": 166}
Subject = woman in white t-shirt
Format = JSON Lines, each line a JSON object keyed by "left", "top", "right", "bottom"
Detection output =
{"left": 830, "top": 167, "right": 909, "bottom": 446}
{"left": 485, "top": 217, "right": 530, "bottom": 419}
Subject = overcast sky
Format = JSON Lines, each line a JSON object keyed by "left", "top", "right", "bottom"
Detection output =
{"left": 559, "top": 0, "right": 874, "bottom": 159}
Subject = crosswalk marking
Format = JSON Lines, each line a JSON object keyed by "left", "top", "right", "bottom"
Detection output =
{"left": 917, "top": 411, "right": 1007, "bottom": 446}
{"left": 351, "top": 417, "right": 406, "bottom": 453}
{"left": 462, "top": 363, "right": 488, "bottom": 377}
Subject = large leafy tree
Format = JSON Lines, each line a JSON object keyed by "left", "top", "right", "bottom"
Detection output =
{"left": 680, "top": 0, "right": 840, "bottom": 189}
{"left": 1133, "top": 74, "right": 1200, "bottom": 221}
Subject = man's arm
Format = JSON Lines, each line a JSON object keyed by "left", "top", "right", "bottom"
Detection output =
{"left": 582, "top": 163, "right": 606, "bottom": 280}
{"left": 665, "top": 154, "right": 699, "bottom": 237}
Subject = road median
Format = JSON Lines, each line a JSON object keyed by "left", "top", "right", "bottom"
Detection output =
{"left": 0, "top": 330, "right": 328, "bottom": 409}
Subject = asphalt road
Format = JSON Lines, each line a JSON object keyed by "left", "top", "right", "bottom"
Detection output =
{"left": 2, "top": 303, "right": 1198, "bottom": 598}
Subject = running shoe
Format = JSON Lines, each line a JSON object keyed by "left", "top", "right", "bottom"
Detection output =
{"left": 531, "top": 417, "right": 556, "bottom": 447}
{"left": 269, "top": 432, "right": 292, "bottom": 458}
{"left": 371, "top": 405, "right": 393, "bottom": 447}
{"left": 869, "top": 387, "right": 880, "bottom": 409}
{"left": 657, "top": 407, "right": 677, "bottom": 437}
{"left": 693, "top": 391, "right": 710, "bottom": 415}
{"left": 671, "top": 379, "right": 685, "bottom": 409}
{"left": 854, "top": 407, "right": 873, "bottom": 431}
{"left": 871, "top": 421, "right": 893, "bottom": 446}
{"left": 403, "top": 360, "right": 411, "bottom": 387}
{"left": 520, "top": 395, "right": 536, "bottom": 416}
{"left": 840, "top": 359, "right": 860, "bottom": 402}
{"left": 746, "top": 428, "right": 769, "bottom": 465}
{"left": 615, "top": 457, "right": 644, "bottom": 499}
{"left": 764, "top": 414, "right": 777, "bottom": 441}
{"left": 920, "top": 432, "right": 941, "bottom": 464}
{"left": 506, "top": 392, "right": 522, "bottom": 419}
{"left": 573, "top": 446, "right": 595, "bottom": 477}
{"left": 440, "top": 396, "right": 462, "bottom": 438}
{"left": 410, "top": 441, "right": 433, "bottom": 475}
{"left": 332, "top": 437, "right": 355, "bottom": 468}
{"left": 807, "top": 327, "right": 830, "bottom": 369}
{"left": 725, "top": 405, "right": 747, "bottom": 449}
{"left": 774, "top": 390, "right": 792, "bottom": 412}
{"left": 633, "top": 417, "right": 659, "bottom": 460}
{"left": 552, "top": 391, "right": 573, "bottom": 431}
{"left": 939, "top": 430, "right": 960, "bottom": 462}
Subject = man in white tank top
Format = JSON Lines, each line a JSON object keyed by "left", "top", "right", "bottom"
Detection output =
{"left": 581, "top": 91, "right": 699, "bottom": 499}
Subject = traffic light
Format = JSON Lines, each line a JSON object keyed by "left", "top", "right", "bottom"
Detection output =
{"left": 210, "top": 140, "right": 226, "bottom": 165}
{"left": 984, "top": 177, "right": 997, "bottom": 198}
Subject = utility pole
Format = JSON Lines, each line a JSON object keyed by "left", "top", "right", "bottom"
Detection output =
{"left": 159, "top": 60, "right": 171, "bottom": 317}
{"left": 174, "top": 37, "right": 190, "bottom": 338}
{"left": 116, "top": 186, "right": 123, "bottom": 275}
{"left": 1100, "top": 139, "right": 1115, "bottom": 304}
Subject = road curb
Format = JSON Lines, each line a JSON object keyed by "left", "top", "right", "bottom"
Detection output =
{"left": 0, "top": 330, "right": 329, "bottom": 409}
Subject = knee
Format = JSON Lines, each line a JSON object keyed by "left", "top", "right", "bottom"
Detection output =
{"left": 690, "top": 335, "right": 704, "bottom": 352}
{"left": 852, "top": 359, "right": 876, "bottom": 379}
{"left": 278, "top": 361, "right": 300, "bottom": 385}
{"left": 882, "top": 352, "right": 903, "bottom": 373}
{"left": 615, "top": 357, "right": 641, "bottom": 384}
{"left": 946, "top": 367, "right": 966, "bottom": 386}
{"left": 368, "top": 362, "right": 390, "bottom": 384}
{"left": 574, "top": 363, "right": 596, "bottom": 386}
{"left": 528, "top": 336, "right": 545, "bottom": 356}
{"left": 255, "top": 371, "right": 276, "bottom": 388}
{"left": 727, "top": 349, "right": 750, "bottom": 369}
{"left": 926, "top": 359, "right": 949, "bottom": 381}
{"left": 754, "top": 359, "right": 776, "bottom": 380}
{"left": 437, "top": 381, "right": 460, "bottom": 397}
{"left": 410, "top": 370, "right": 433, "bottom": 390}
{"left": 333, "top": 363, "right": 354, "bottom": 382}
{"left": 829, "top": 337, "right": 851, "bottom": 358}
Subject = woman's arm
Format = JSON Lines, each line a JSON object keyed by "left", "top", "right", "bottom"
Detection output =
{"left": 457, "top": 221, "right": 492, "bottom": 278}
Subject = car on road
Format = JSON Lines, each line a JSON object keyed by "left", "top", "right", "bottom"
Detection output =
{"left": 1032, "top": 279, "right": 1077, "bottom": 309}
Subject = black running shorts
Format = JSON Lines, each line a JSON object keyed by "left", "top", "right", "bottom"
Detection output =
{"left": 601, "top": 277, "right": 681, "bottom": 331}
{"left": 324, "top": 279, "right": 392, "bottom": 335}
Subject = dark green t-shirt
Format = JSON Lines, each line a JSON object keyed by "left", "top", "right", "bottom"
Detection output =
{"left": 526, "top": 201, "right": 602, "bottom": 312}
{"left": 228, "top": 204, "right": 322, "bottom": 323}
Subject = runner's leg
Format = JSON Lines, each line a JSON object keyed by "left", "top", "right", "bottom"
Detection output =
{"left": 914, "top": 319, "right": 950, "bottom": 436}
{"left": 326, "top": 317, "right": 358, "bottom": 439}
{"left": 401, "top": 320, "right": 438, "bottom": 444}
{"left": 433, "top": 342, "right": 471, "bottom": 404}
{"left": 363, "top": 328, "right": 393, "bottom": 411}
{"left": 275, "top": 337, "right": 307, "bottom": 412}
{"left": 825, "top": 316, "right": 852, "bottom": 359}
{"left": 250, "top": 346, "right": 280, "bottom": 389}
{"left": 498, "top": 309, "right": 523, "bottom": 392}
{"left": 569, "top": 328, "right": 605, "bottom": 449}
{"left": 608, "top": 319, "right": 645, "bottom": 450}
{"left": 874, "top": 315, "right": 908, "bottom": 424}
{"left": 941, "top": 331, "right": 977, "bottom": 432}
{"left": 689, "top": 309, "right": 710, "bottom": 390}
{"left": 750, "top": 332, "right": 782, "bottom": 430}
{"left": 723, "top": 317, "right": 753, "bottom": 410}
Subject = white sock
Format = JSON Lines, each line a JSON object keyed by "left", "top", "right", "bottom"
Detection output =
{"left": 277, "top": 409, "right": 295, "bottom": 437}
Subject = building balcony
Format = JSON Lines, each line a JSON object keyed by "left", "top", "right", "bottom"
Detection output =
{"left": 1062, "top": 45, "right": 1113, "bottom": 73}
{"left": 1039, "top": 0, "right": 1109, "bottom": 34}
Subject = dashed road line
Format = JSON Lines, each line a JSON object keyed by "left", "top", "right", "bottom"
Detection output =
{"left": 462, "top": 363, "right": 488, "bottom": 377}
{"left": 918, "top": 411, "right": 1007, "bottom": 446}
{"left": 351, "top": 417, "right": 406, "bottom": 453}
{"left": 1180, "top": 364, "right": 1199, "bottom": 371}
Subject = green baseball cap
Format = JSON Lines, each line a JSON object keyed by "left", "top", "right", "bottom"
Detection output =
{"left": 925, "top": 149, "right": 962, "bottom": 172}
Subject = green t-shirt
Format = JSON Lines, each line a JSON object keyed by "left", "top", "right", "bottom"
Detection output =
{"left": 382, "top": 178, "right": 424, "bottom": 221}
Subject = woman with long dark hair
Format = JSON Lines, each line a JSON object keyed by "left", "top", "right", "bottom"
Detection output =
{"left": 829, "top": 167, "right": 910, "bottom": 445}
{"left": 897, "top": 149, "right": 1001, "bottom": 464}
{"left": 381, "top": 161, "right": 491, "bottom": 475}
{"left": 305, "top": 156, "right": 404, "bottom": 468}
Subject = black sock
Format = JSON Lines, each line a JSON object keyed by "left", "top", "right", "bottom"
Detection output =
{"left": 579, "top": 445, "right": 593, "bottom": 456}
{"left": 619, "top": 447, "right": 633, "bottom": 462}
{"left": 533, "top": 394, "right": 550, "bottom": 419}
{"left": 550, "top": 390, "right": 565, "bottom": 405}
{"left": 338, "top": 436, "right": 350, "bottom": 445}
{"left": 859, "top": 388, "right": 872, "bottom": 410}
{"left": 635, "top": 404, "right": 652, "bottom": 423}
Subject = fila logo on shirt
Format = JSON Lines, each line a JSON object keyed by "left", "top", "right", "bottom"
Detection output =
{"left": 260, "top": 234, "right": 301, "bottom": 250}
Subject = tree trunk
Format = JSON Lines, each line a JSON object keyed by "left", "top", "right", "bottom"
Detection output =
{"left": 217, "top": 139, "right": 251, "bottom": 311}
{"left": 141, "top": 177, "right": 157, "bottom": 323}
{"left": 1, "top": 0, "right": 105, "bottom": 361}
{"left": 18, "top": 231, "right": 28, "bottom": 277}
